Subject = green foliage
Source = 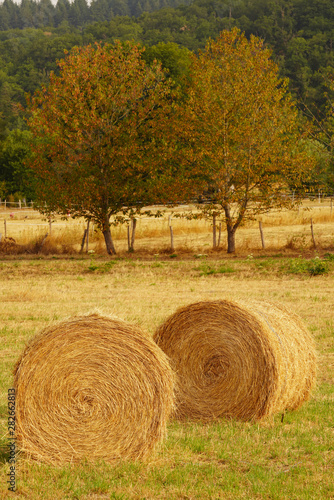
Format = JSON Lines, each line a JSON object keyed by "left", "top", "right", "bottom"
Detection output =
{"left": 282, "top": 257, "right": 330, "bottom": 276}
{"left": 0, "top": 129, "right": 35, "bottom": 198}
{"left": 0, "top": 0, "right": 191, "bottom": 30}
{"left": 142, "top": 41, "right": 192, "bottom": 92}
{"left": 0, "top": 180, "right": 6, "bottom": 198}
{"left": 0, "top": 0, "right": 333, "bottom": 126}
{"left": 307, "top": 258, "right": 330, "bottom": 276}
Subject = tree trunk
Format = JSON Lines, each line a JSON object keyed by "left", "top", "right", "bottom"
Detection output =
{"left": 102, "top": 214, "right": 116, "bottom": 255}
{"left": 103, "top": 227, "right": 117, "bottom": 255}
{"left": 227, "top": 226, "right": 236, "bottom": 253}
{"left": 224, "top": 204, "right": 236, "bottom": 254}
{"left": 80, "top": 229, "right": 87, "bottom": 253}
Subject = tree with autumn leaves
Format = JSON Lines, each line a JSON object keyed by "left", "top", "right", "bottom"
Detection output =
{"left": 25, "top": 41, "right": 185, "bottom": 254}
{"left": 26, "top": 31, "right": 315, "bottom": 254}
{"left": 180, "top": 28, "right": 316, "bottom": 253}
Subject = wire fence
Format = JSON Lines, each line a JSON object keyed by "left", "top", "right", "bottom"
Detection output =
{"left": 0, "top": 203, "right": 333, "bottom": 252}
{"left": 1, "top": 195, "right": 334, "bottom": 214}
{"left": 1, "top": 191, "right": 334, "bottom": 208}
{"left": 1, "top": 195, "right": 333, "bottom": 253}
{"left": 0, "top": 200, "right": 33, "bottom": 210}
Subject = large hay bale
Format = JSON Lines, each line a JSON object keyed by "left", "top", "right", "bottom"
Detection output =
{"left": 14, "top": 314, "right": 175, "bottom": 464}
{"left": 154, "top": 300, "right": 317, "bottom": 421}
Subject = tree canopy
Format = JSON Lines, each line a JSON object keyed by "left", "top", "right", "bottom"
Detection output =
{"left": 180, "top": 28, "right": 315, "bottom": 252}
{"left": 25, "top": 41, "right": 183, "bottom": 254}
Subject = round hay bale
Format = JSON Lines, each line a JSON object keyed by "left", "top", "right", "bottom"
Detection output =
{"left": 14, "top": 314, "right": 175, "bottom": 464}
{"left": 153, "top": 299, "right": 317, "bottom": 421}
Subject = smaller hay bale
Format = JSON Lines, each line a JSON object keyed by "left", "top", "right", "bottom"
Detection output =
{"left": 14, "top": 314, "right": 175, "bottom": 464}
{"left": 154, "top": 299, "right": 317, "bottom": 421}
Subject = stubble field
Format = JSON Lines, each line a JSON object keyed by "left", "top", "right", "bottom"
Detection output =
{"left": 0, "top": 203, "right": 334, "bottom": 499}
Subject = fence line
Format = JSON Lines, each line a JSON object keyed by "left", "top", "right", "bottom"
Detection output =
{"left": 0, "top": 211, "right": 333, "bottom": 253}
{"left": 0, "top": 200, "right": 33, "bottom": 209}
{"left": 1, "top": 196, "right": 334, "bottom": 247}
{"left": 1, "top": 193, "right": 334, "bottom": 210}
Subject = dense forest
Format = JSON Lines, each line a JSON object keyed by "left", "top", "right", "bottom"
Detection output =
{"left": 1, "top": 0, "right": 334, "bottom": 197}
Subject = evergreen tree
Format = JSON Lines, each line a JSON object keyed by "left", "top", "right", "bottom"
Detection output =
{"left": 54, "top": 0, "right": 71, "bottom": 27}
{"left": 19, "top": 0, "right": 36, "bottom": 29}
{"left": 36, "top": 0, "right": 55, "bottom": 28}
{"left": 69, "top": 0, "right": 90, "bottom": 27}
{"left": 1, "top": 0, "right": 20, "bottom": 29}
{"left": 0, "top": 3, "right": 11, "bottom": 31}
{"left": 89, "top": 0, "right": 113, "bottom": 23}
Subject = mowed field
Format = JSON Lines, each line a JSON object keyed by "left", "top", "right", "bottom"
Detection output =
{"left": 0, "top": 203, "right": 334, "bottom": 499}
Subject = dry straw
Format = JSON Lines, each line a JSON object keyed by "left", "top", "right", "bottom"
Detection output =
{"left": 154, "top": 299, "right": 317, "bottom": 421}
{"left": 14, "top": 314, "right": 175, "bottom": 464}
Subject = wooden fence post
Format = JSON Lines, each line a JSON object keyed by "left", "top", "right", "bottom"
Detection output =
{"left": 259, "top": 221, "right": 265, "bottom": 249}
{"left": 217, "top": 222, "right": 222, "bottom": 248}
{"left": 311, "top": 218, "right": 316, "bottom": 248}
{"left": 127, "top": 223, "right": 130, "bottom": 251}
{"left": 130, "top": 218, "right": 136, "bottom": 252}
{"left": 169, "top": 215, "right": 174, "bottom": 252}
{"left": 86, "top": 220, "right": 90, "bottom": 253}
{"left": 213, "top": 213, "right": 217, "bottom": 248}
{"left": 4, "top": 219, "right": 6, "bottom": 239}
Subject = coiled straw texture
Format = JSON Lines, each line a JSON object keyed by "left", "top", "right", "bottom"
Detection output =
{"left": 154, "top": 300, "right": 316, "bottom": 421}
{"left": 14, "top": 314, "right": 175, "bottom": 464}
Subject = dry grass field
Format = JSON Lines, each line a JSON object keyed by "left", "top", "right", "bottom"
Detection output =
{"left": 0, "top": 203, "right": 334, "bottom": 499}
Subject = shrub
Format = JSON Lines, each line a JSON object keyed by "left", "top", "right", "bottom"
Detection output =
{"left": 282, "top": 258, "right": 329, "bottom": 276}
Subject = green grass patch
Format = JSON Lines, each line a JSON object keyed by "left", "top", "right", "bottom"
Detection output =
{"left": 87, "top": 259, "right": 118, "bottom": 273}
{"left": 195, "top": 262, "right": 235, "bottom": 276}
{"left": 281, "top": 257, "right": 330, "bottom": 276}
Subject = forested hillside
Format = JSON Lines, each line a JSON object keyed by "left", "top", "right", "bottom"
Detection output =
{"left": 1, "top": 0, "right": 334, "bottom": 198}
{"left": 0, "top": 0, "right": 191, "bottom": 28}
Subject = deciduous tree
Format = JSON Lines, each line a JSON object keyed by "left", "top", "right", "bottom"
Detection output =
{"left": 0, "top": 129, "right": 34, "bottom": 198}
{"left": 183, "top": 28, "right": 315, "bottom": 253}
{"left": 25, "top": 41, "right": 178, "bottom": 254}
